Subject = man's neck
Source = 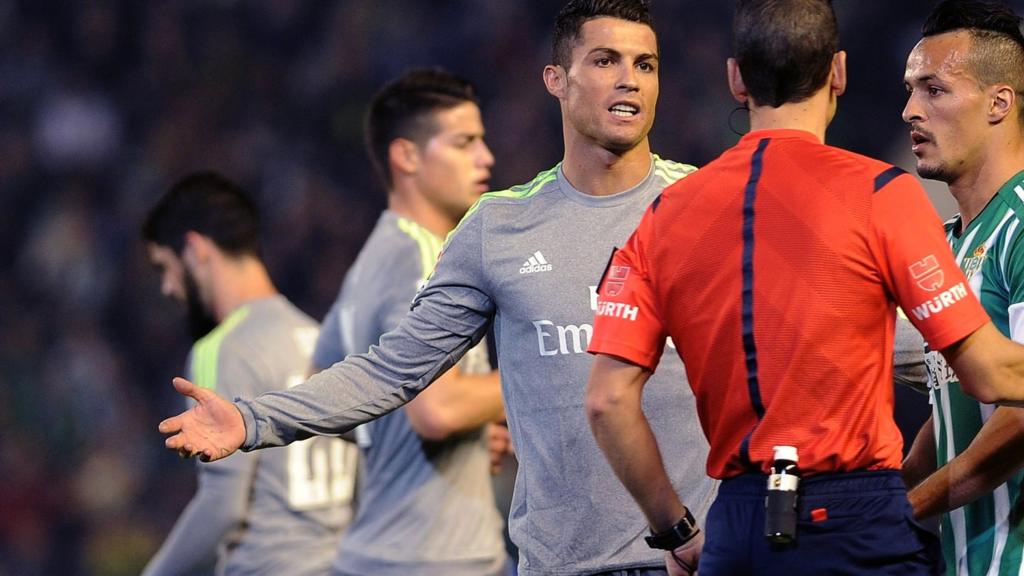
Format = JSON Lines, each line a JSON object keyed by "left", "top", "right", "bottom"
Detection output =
{"left": 748, "top": 91, "right": 832, "bottom": 144}
{"left": 560, "top": 136, "right": 653, "bottom": 197}
{"left": 211, "top": 257, "right": 277, "bottom": 322}
{"left": 388, "top": 186, "right": 456, "bottom": 239}
{"left": 948, "top": 144, "right": 1024, "bottom": 229}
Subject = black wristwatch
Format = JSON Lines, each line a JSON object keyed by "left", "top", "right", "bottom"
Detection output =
{"left": 645, "top": 508, "right": 700, "bottom": 550}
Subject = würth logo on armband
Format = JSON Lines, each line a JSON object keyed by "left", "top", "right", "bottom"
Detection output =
{"left": 910, "top": 282, "right": 969, "bottom": 321}
{"left": 603, "top": 265, "right": 630, "bottom": 297}
{"left": 909, "top": 255, "right": 944, "bottom": 292}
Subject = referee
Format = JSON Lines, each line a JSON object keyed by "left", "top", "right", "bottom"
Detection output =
{"left": 587, "top": 0, "right": 1024, "bottom": 574}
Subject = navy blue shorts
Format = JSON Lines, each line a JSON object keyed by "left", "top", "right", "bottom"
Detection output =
{"left": 699, "top": 470, "right": 941, "bottom": 575}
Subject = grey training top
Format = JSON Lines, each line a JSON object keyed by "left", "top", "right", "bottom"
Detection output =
{"left": 238, "top": 157, "right": 718, "bottom": 576}
{"left": 315, "top": 211, "right": 506, "bottom": 576}
{"left": 145, "top": 296, "right": 358, "bottom": 576}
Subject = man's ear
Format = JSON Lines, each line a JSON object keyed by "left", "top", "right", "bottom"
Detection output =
{"left": 544, "top": 64, "right": 567, "bottom": 99}
{"left": 388, "top": 138, "right": 420, "bottom": 177}
{"left": 830, "top": 50, "right": 848, "bottom": 97}
{"left": 727, "top": 58, "right": 749, "bottom": 105}
{"left": 183, "top": 231, "right": 214, "bottom": 266}
{"left": 988, "top": 84, "right": 1016, "bottom": 125}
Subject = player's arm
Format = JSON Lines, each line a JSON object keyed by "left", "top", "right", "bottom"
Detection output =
{"left": 142, "top": 455, "right": 257, "bottom": 576}
{"left": 901, "top": 415, "right": 937, "bottom": 491}
{"left": 147, "top": 349, "right": 262, "bottom": 574}
{"left": 939, "top": 324, "right": 1024, "bottom": 406}
{"left": 406, "top": 366, "right": 503, "bottom": 441}
{"left": 368, "top": 232, "right": 504, "bottom": 442}
{"left": 906, "top": 407, "right": 1024, "bottom": 518}
{"left": 161, "top": 211, "right": 497, "bottom": 460}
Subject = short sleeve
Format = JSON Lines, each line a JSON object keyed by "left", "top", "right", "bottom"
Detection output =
{"left": 588, "top": 210, "right": 667, "bottom": 370}
{"left": 990, "top": 220, "right": 1024, "bottom": 341}
{"left": 870, "top": 173, "right": 989, "bottom": 350}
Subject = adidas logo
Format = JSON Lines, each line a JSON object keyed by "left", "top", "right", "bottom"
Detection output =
{"left": 519, "top": 251, "right": 553, "bottom": 274}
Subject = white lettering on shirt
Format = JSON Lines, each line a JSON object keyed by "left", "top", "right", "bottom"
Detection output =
{"left": 910, "top": 282, "right": 969, "bottom": 321}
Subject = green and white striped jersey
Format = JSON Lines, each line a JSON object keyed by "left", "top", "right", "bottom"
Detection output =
{"left": 925, "top": 170, "right": 1024, "bottom": 576}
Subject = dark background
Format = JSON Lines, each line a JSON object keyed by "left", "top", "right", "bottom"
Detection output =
{"left": 2, "top": 1, "right": 1016, "bottom": 574}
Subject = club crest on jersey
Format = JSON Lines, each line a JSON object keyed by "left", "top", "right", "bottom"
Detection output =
{"left": 962, "top": 245, "right": 987, "bottom": 281}
{"left": 909, "top": 255, "right": 944, "bottom": 292}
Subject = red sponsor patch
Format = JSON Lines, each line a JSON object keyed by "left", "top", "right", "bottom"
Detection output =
{"left": 608, "top": 265, "right": 631, "bottom": 281}
{"left": 604, "top": 282, "right": 625, "bottom": 297}
{"left": 811, "top": 508, "right": 828, "bottom": 523}
{"left": 909, "top": 255, "right": 944, "bottom": 292}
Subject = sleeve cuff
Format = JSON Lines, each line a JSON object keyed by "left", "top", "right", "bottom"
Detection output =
{"left": 235, "top": 399, "right": 259, "bottom": 451}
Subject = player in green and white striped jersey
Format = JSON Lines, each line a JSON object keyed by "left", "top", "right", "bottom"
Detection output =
{"left": 901, "top": 2, "right": 1024, "bottom": 574}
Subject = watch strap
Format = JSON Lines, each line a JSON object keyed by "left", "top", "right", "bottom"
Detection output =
{"left": 644, "top": 508, "right": 700, "bottom": 550}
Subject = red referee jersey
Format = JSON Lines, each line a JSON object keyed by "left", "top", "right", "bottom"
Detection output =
{"left": 589, "top": 129, "right": 988, "bottom": 479}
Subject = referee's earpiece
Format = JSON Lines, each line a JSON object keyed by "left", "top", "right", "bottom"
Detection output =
{"left": 726, "top": 58, "right": 750, "bottom": 136}
{"left": 728, "top": 103, "right": 750, "bottom": 137}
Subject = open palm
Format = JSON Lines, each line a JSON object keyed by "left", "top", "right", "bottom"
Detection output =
{"left": 158, "top": 377, "right": 246, "bottom": 462}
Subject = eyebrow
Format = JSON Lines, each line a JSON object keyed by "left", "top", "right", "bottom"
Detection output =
{"left": 587, "top": 47, "right": 621, "bottom": 58}
{"left": 586, "top": 47, "right": 660, "bottom": 62}
{"left": 905, "top": 73, "right": 937, "bottom": 84}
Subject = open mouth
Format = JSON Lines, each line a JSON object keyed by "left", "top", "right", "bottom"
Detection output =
{"left": 609, "top": 103, "right": 639, "bottom": 118}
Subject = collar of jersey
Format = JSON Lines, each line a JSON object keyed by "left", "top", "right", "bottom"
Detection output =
{"left": 555, "top": 155, "right": 657, "bottom": 207}
{"left": 741, "top": 128, "right": 821, "bottom": 145}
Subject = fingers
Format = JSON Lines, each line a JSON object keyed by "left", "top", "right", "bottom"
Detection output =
{"left": 172, "top": 376, "right": 205, "bottom": 401}
{"left": 165, "top": 432, "right": 187, "bottom": 451}
{"left": 158, "top": 415, "right": 176, "bottom": 434}
{"left": 167, "top": 434, "right": 212, "bottom": 461}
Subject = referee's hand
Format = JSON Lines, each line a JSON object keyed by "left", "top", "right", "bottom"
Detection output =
{"left": 159, "top": 376, "right": 246, "bottom": 462}
{"left": 666, "top": 529, "right": 703, "bottom": 576}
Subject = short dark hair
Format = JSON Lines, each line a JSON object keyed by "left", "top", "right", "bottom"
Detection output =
{"left": 923, "top": 0, "right": 1024, "bottom": 119}
{"left": 552, "top": 0, "right": 656, "bottom": 69}
{"left": 364, "top": 68, "right": 479, "bottom": 191}
{"left": 142, "top": 171, "right": 261, "bottom": 258}
{"left": 733, "top": 0, "right": 839, "bottom": 108}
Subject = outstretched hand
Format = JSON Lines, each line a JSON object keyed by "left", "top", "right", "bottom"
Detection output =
{"left": 158, "top": 377, "right": 246, "bottom": 462}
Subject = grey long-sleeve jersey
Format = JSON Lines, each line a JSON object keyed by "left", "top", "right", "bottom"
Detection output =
{"left": 147, "top": 296, "right": 358, "bottom": 576}
{"left": 314, "top": 211, "right": 506, "bottom": 576}
{"left": 237, "top": 157, "right": 718, "bottom": 576}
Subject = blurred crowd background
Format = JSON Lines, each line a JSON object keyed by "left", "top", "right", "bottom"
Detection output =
{"left": 1, "top": 1, "right": 1014, "bottom": 574}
